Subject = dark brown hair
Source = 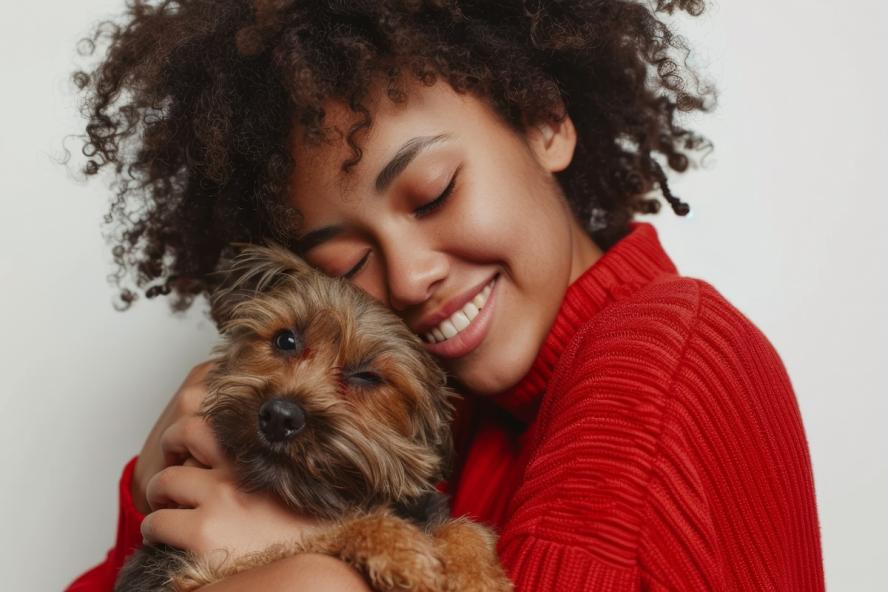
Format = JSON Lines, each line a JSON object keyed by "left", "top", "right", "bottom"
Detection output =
{"left": 70, "top": 0, "right": 715, "bottom": 313}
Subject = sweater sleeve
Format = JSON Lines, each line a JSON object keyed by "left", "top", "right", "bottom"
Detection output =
{"left": 66, "top": 456, "right": 146, "bottom": 592}
{"left": 494, "top": 278, "right": 824, "bottom": 591}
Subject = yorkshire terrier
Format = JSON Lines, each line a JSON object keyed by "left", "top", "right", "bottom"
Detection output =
{"left": 114, "top": 243, "right": 512, "bottom": 592}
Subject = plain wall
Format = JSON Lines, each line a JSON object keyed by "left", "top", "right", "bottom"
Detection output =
{"left": 1, "top": 1, "right": 885, "bottom": 589}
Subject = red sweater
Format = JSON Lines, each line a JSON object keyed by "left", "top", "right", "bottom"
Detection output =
{"left": 67, "top": 222, "right": 824, "bottom": 591}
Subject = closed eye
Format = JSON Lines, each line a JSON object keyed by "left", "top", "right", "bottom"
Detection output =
{"left": 342, "top": 250, "right": 370, "bottom": 280}
{"left": 341, "top": 165, "right": 461, "bottom": 280}
{"left": 345, "top": 370, "right": 384, "bottom": 387}
{"left": 413, "top": 165, "right": 460, "bottom": 219}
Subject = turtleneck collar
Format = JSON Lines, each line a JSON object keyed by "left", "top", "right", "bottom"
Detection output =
{"left": 489, "top": 221, "right": 679, "bottom": 423}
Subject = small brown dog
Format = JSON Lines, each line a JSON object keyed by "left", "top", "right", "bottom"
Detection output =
{"left": 114, "top": 243, "right": 512, "bottom": 592}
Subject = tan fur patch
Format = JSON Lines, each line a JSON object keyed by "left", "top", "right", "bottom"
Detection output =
{"left": 115, "top": 243, "right": 512, "bottom": 592}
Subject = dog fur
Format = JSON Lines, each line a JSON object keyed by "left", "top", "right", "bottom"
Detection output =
{"left": 114, "top": 242, "right": 512, "bottom": 592}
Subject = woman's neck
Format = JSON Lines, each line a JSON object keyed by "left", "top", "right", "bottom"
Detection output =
{"left": 568, "top": 214, "right": 604, "bottom": 284}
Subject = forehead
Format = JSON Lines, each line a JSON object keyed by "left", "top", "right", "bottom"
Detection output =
{"left": 287, "top": 77, "right": 506, "bottom": 218}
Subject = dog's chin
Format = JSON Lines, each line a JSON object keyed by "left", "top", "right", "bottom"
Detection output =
{"left": 233, "top": 443, "right": 366, "bottom": 520}
{"left": 210, "top": 402, "right": 431, "bottom": 520}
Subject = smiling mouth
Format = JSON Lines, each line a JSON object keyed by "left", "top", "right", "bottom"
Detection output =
{"left": 420, "top": 275, "right": 497, "bottom": 344}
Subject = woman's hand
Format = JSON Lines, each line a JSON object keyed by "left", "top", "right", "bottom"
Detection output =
{"left": 134, "top": 360, "right": 323, "bottom": 561}
{"left": 139, "top": 445, "right": 322, "bottom": 559}
{"left": 132, "top": 360, "right": 216, "bottom": 515}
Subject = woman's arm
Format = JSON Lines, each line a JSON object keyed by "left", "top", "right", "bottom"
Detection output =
{"left": 67, "top": 361, "right": 316, "bottom": 590}
{"left": 67, "top": 455, "right": 372, "bottom": 592}
{"left": 201, "top": 554, "right": 371, "bottom": 592}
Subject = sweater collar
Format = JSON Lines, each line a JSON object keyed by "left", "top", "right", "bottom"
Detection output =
{"left": 489, "top": 221, "right": 679, "bottom": 423}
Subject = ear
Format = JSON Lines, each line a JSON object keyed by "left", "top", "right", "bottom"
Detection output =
{"left": 522, "top": 107, "right": 577, "bottom": 173}
{"left": 209, "top": 240, "right": 314, "bottom": 330}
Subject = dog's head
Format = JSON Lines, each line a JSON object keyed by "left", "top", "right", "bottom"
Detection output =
{"left": 202, "top": 242, "right": 456, "bottom": 520}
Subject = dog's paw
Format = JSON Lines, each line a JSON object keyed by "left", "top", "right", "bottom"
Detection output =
{"left": 304, "top": 512, "right": 447, "bottom": 592}
{"left": 432, "top": 518, "right": 514, "bottom": 592}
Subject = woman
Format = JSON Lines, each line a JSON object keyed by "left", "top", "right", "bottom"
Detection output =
{"left": 67, "top": 1, "right": 824, "bottom": 589}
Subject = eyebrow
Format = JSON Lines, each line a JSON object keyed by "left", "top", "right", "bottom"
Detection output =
{"left": 295, "top": 133, "right": 452, "bottom": 255}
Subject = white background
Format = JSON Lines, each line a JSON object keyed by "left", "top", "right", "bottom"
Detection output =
{"left": 1, "top": 1, "right": 886, "bottom": 589}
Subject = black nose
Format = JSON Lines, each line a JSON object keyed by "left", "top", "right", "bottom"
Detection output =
{"left": 258, "top": 398, "right": 306, "bottom": 443}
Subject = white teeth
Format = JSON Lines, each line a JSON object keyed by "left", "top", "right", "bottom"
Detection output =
{"left": 451, "top": 312, "right": 471, "bottom": 331}
{"left": 422, "top": 276, "right": 496, "bottom": 344}
{"left": 440, "top": 320, "right": 458, "bottom": 339}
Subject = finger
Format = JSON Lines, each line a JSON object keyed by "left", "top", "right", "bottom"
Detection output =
{"left": 167, "top": 361, "right": 216, "bottom": 414}
{"left": 181, "top": 361, "right": 218, "bottom": 404}
{"left": 164, "top": 362, "right": 217, "bottom": 425}
{"left": 185, "top": 360, "right": 217, "bottom": 385}
{"left": 161, "top": 414, "right": 226, "bottom": 469}
{"left": 141, "top": 508, "right": 236, "bottom": 561}
{"left": 182, "top": 455, "right": 207, "bottom": 468}
{"left": 145, "top": 465, "right": 220, "bottom": 511}
{"left": 140, "top": 507, "right": 202, "bottom": 550}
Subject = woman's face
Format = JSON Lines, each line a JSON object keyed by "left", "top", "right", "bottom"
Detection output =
{"left": 288, "top": 77, "right": 601, "bottom": 397}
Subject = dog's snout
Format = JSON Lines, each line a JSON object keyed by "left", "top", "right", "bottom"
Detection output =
{"left": 258, "top": 398, "right": 306, "bottom": 443}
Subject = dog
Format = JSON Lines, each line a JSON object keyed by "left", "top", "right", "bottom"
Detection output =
{"left": 114, "top": 242, "right": 513, "bottom": 592}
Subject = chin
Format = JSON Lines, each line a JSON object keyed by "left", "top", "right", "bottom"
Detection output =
{"left": 451, "top": 355, "right": 526, "bottom": 398}
{"left": 443, "top": 312, "right": 540, "bottom": 397}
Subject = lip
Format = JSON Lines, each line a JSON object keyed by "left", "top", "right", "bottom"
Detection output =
{"left": 413, "top": 273, "right": 499, "bottom": 335}
{"left": 421, "top": 274, "right": 499, "bottom": 359}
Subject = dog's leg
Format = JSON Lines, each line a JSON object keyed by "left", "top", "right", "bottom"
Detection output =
{"left": 298, "top": 511, "right": 447, "bottom": 592}
{"left": 431, "top": 518, "right": 514, "bottom": 592}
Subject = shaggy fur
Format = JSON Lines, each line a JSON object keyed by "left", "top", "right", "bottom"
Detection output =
{"left": 114, "top": 243, "right": 512, "bottom": 591}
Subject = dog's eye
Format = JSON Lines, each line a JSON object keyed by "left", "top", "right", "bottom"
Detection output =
{"left": 272, "top": 329, "right": 303, "bottom": 355}
{"left": 346, "top": 371, "right": 384, "bottom": 387}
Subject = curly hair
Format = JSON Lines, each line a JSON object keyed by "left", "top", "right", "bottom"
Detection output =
{"left": 69, "top": 0, "right": 715, "bottom": 314}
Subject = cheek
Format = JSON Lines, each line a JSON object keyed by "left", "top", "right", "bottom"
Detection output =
{"left": 463, "top": 189, "right": 566, "bottom": 285}
{"left": 449, "top": 192, "right": 573, "bottom": 376}
{"left": 443, "top": 176, "right": 532, "bottom": 262}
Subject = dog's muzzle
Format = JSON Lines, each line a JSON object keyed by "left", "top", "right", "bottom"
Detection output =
{"left": 258, "top": 397, "right": 306, "bottom": 442}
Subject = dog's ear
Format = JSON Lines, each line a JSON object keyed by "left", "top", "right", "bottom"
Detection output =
{"left": 209, "top": 240, "right": 313, "bottom": 330}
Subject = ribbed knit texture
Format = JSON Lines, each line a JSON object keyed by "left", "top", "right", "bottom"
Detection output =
{"left": 447, "top": 222, "right": 824, "bottom": 590}
{"left": 66, "top": 222, "right": 824, "bottom": 591}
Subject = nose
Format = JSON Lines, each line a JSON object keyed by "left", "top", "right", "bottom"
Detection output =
{"left": 258, "top": 398, "right": 306, "bottom": 443}
{"left": 381, "top": 231, "right": 448, "bottom": 312}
